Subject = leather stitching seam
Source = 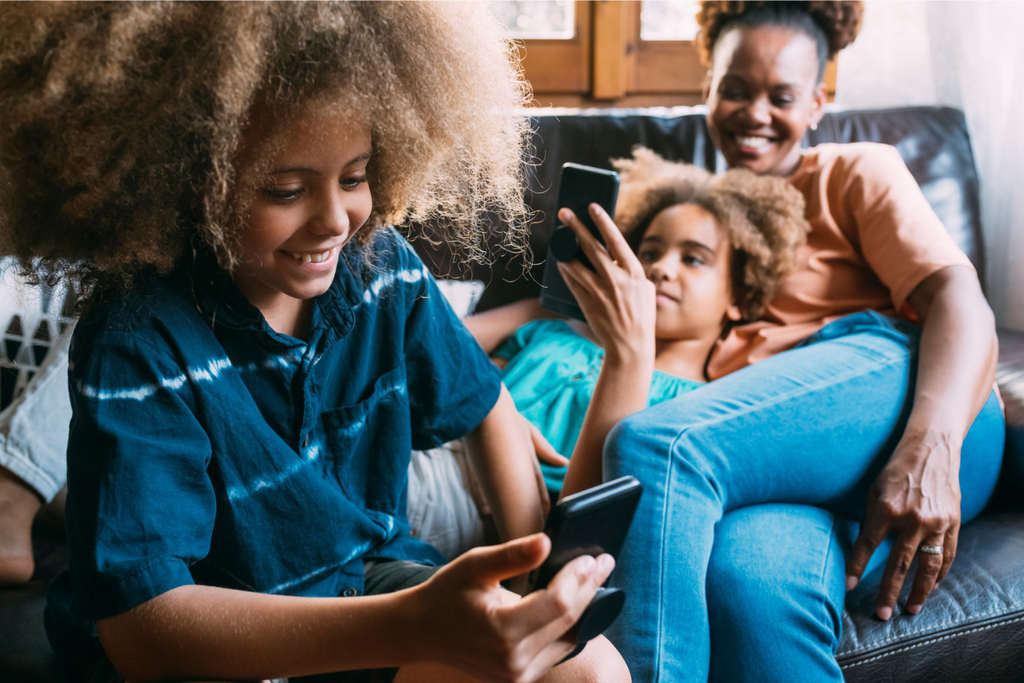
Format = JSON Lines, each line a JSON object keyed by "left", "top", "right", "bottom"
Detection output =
{"left": 839, "top": 614, "right": 1024, "bottom": 669}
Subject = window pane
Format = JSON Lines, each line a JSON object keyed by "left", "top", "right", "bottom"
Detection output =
{"left": 640, "top": 0, "right": 700, "bottom": 41}
{"left": 489, "top": 0, "right": 575, "bottom": 40}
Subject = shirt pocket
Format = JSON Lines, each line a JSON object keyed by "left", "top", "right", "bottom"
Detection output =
{"left": 323, "top": 365, "right": 412, "bottom": 515}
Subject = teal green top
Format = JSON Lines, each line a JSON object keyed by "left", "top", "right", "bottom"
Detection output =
{"left": 494, "top": 319, "right": 702, "bottom": 492}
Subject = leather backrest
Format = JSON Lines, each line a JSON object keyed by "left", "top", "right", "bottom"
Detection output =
{"left": 412, "top": 105, "right": 984, "bottom": 311}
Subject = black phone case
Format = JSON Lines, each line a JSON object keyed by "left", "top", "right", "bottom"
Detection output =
{"left": 539, "top": 163, "right": 620, "bottom": 321}
{"left": 530, "top": 476, "right": 642, "bottom": 591}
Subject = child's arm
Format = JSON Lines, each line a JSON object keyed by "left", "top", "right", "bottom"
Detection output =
{"left": 463, "top": 298, "right": 556, "bottom": 355}
{"left": 463, "top": 385, "right": 547, "bottom": 545}
{"left": 96, "top": 534, "right": 613, "bottom": 683}
{"left": 554, "top": 205, "right": 657, "bottom": 498}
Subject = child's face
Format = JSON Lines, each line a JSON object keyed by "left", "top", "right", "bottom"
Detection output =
{"left": 637, "top": 203, "right": 741, "bottom": 342}
{"left": 234, "top": 114, "right": 373, "bottom": 315}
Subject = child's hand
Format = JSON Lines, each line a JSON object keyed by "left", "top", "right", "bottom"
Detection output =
{"left": 556, "top": 205, "right": 656, "bottom": 367}
{"left": 406, "top": 533, "right": 614, "bottom": 683}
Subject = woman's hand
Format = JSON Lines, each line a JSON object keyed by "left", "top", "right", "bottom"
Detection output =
{"left": 555, "top": 204, "right": 656, "bottom": 366}
{"left": 846, "top": 265, "right": 994, "bottom": 621}
{"left": 408, "top": 533, "right": 614, "bottom": 682}
{"left": 845, "top": 428, "right": 962, "bottom": 620}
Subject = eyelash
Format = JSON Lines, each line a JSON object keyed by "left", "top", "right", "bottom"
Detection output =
{"left": 264, "top": 175, "right": 369, "bottom": 202}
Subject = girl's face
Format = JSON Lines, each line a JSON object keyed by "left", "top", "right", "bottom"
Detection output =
{"left": 704, "top": 25, "right": 825, "bottom": 177}
{"left": 234, "top": 113, "right": 373, "bottom": 319}
{"left": 637, "top": 204, "right": 741, "bottom": 342}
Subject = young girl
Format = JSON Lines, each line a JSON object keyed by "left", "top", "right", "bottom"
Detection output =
{"left": 0, "top": 4, "right": 627, "bottom": 682}
{"left": 466, "top": 149, "right": 810, "bottom": 497}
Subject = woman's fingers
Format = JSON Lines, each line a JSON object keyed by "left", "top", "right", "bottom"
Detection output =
{"left": 874, "top": 532, "right": 921, "bottom": 620}
{"left": 906, "top": 533, "right": 951, "bottom": 615}
{"left": 845, "top": 503, "right": 889, "bottom": 592}
{"left": 936, "top": 526, "right": 958, "bottom": 583}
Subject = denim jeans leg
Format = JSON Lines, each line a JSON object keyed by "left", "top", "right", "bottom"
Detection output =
{"left": 602, "top": 312, "right": 1004, "bottom": 683}
{"left": 706, "top": 504, "right": 848, "bottom": 683}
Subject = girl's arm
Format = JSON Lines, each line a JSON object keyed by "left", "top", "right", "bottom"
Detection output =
{"left": 553, "top": 205, "right": 657, "bottom": 498}
{"left": 464, "top": 299, "right": 556, "bottom": 355}
{"left": 845, "top": 264, "right": 998, "bottom": 619}
{"left": 96, "top": 535, "right": 613, "bottom": 683}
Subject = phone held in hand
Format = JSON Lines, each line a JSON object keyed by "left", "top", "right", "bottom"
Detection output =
{"left": 529, "top": 476, "right": 642, "bottom": 650}
{"left": 539, "top": 163, "right": 620, "bottom": 321}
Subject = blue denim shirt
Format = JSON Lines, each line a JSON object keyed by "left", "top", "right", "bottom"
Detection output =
{"left": 46, "top": 229, "right": 501, "bottom": 665}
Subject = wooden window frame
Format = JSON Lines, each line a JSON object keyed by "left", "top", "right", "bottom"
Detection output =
{"left": 522, "top": 0, "right": 836, "bottom": 109}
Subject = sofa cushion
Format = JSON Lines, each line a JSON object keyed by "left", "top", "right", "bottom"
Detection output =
{"left": 837, "top": 513, "right": 1024, "bottom": 682}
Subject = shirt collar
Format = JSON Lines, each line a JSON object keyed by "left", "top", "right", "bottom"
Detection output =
{"left": 186, "top": 246, "right": 365, "bottom": 343}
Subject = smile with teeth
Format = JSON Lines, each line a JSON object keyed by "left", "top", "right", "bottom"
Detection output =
{"left": 735, "top": 135, "right": 773, "bottom": 150}
{"left": 286, "top": 246, "right": 338, "bottom": 264}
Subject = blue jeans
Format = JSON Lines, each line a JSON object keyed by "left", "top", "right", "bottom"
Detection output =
{"left": 603, "top": 311, "right": 1005, "bottom": 682}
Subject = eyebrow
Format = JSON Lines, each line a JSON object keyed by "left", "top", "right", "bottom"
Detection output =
{"left": 640, "top": 235, "right": 717, "bottom": 256}
{"left": 270, "top": 152, "right": 371, "bottom": 176}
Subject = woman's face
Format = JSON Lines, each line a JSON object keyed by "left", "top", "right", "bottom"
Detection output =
{"left": 704, "top": 25, "right": 826, "bottom": 177}
{"left": 637, "top": 203, "right": 741, "bottom": 343}
{"left": 234, "top": 112, "right": 373, "bottom": 318}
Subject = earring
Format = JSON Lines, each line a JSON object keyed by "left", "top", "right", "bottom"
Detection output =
{"left": 810, "top": 122, "right": 818, "bottom": 131}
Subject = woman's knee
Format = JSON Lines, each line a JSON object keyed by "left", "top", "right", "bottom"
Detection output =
{"left": 707, "top": 505, "right": 845, "bottom": 636}
{"left": 603, "top": 409, "right": 707, "bottom": 481}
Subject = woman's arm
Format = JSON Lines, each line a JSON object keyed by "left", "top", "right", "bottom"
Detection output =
{"left": 96, "top": 535, "right": 613, "bottom": 683}
{"left": 464, "top": 299, "right": 556, "bottom": 355}
{"left": 846, "top": 264, "right": 997, "bottom": 619}
{"left": 552, "top": 205, "right": 657, "bottom": 498}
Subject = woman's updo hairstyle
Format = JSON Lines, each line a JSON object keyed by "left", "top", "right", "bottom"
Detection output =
{"left": 697, "top": 1, "right": 864, "bottom": 81}
{"left": 612, "top": 148, "right": 810, "bottom": 321}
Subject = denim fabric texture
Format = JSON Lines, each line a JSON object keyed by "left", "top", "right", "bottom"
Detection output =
{"left": 44, "top": 228, "right": 502, "bottom": 670}
{"left": 603, "top": 310, "right": 1005, "bottom": 683}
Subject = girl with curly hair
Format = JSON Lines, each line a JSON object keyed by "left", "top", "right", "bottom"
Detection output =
{"left": 465, "top": 149, "right": 809, "bottom": 499}
{"left": 0, "top": 3, "right": 630, "bottom": 682}
{"left": 588, "top": 2, "right": 1005, "bottom": 682}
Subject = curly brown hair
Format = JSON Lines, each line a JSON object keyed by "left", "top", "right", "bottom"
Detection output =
{"left": 613, "top": 148, "right": 809, "bottom": 320}
{"left": 696, "top": 1, "right": 863, "bottom": 79}
{"left": 0, "top": 1, "right": 531, "bottom": 294}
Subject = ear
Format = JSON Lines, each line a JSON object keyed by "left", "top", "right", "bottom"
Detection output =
{"left": 809, "top": 80, "right": 827, "bottom": 128}
{"left": 701, "top": 75, "right": 712, "bottom": 104}
{"left": 725, "top": 302, "right": 743, "bottom": 322}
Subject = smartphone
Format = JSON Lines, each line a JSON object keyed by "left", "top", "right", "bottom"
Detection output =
{"left": 539, "top": 163, "right": 620, "bottom": 321}
{"left": 528, "top": 476, "right": 642, "bottom": 648}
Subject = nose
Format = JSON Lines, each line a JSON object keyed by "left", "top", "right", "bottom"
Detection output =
{"left": 646, "top": 253, "right": 679, "bottom": 282}
{"left": 744, "top": 94, "right": 772, "bottom": 127}
{"left": 310, "top": 188, "right": 351, "bottom": 238}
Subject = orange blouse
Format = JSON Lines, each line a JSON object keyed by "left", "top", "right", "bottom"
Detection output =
{"left": 707, "top": 142, "right": 973, "bottom": 379}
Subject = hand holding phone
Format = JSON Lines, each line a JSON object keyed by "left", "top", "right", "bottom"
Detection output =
{"left": 529, "top": 476, "right": 642, "bottom": 654}
{"left": 540, "top": 163, "right": 620, "bottom": 320}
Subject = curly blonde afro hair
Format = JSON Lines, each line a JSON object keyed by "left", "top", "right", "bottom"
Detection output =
{"left": 0, "top": 2, "right": 531, "bottom": 293}
{"left": 697, "top": 1, "right": 863, "bottom": 79}
{"left": 613, "top": 148, "right": 809, "bottom": 320}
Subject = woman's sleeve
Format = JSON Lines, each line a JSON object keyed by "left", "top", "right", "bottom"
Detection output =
{"left": 834, "top": 144, "right": 974, "bottom": 311}
{"left": 65, "top": 330, "right": 216, "bottom": 621}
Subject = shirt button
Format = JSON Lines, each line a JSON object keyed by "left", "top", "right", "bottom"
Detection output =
{"left": 342, "top": 587, "right": 358, "bottom": 597}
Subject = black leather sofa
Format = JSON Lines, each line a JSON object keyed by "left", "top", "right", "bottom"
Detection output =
{"left": 2, "top": 105, "right": 1023, "bottom": 682}
{"left": 419, "top": 104, "right": 1024, "bottom": 683}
